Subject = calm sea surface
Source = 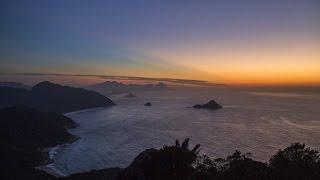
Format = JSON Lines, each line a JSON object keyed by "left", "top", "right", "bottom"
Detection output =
{"left": 50, "top": 88, "right": 320, "bottom": 175}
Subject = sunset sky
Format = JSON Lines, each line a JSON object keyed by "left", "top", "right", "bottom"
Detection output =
{"left": 1, "top": 0, "right": 319, "bottom": 86}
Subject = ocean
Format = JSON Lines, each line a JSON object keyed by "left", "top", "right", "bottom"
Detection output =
{"left": 46, "top": 88, "right": 320, "bottom": 175}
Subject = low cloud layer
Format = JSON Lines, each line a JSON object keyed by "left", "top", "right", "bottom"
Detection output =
{"left": 0, "top": 72, "right": 224, "bottom": 86}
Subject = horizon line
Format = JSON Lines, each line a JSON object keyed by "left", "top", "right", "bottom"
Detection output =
{"left": 0, "top": 72, "right": 225, "bottom": 86}
{"left": 1, "top": 72, "right": 320, "bottom": 87}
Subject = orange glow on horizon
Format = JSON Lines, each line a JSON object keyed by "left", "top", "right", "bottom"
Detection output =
{"left": 144, "top": 38, "right": 320, "bottom": 86}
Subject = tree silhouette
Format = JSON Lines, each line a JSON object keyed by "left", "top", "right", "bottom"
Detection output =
{"left": 140, "top": 138, "right": 200, "bottom": 180}
{"left": 270, "top": 143, "right": 320, "bottom": 180}
{"left": 118, "top": 141, "right": 320, "bottom": 180}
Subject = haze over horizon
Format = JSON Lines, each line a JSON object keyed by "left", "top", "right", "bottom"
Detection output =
{"left": 1, "top": 0, "right": 319, "bottom": 86}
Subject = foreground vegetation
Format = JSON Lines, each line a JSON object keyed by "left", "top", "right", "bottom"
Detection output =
{"left": 118, "top": 139, "right": 320, "bottom": 180}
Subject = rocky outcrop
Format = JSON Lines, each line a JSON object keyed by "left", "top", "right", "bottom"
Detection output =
{"left": 144, "top": 102, "right": 152, "bottom": 106}
{"left": 193, "top": 100, "right": 222, "bottom": 110}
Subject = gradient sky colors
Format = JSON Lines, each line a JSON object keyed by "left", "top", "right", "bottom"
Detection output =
{"left": 1, "top": 0, "right": 319, "bottom": 86}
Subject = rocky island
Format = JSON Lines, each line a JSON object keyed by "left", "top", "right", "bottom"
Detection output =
{"left": 193, "top": 100, "right": 222, "bottom": 110}
{"left": 144, "top": 102, "right": 152, "bottom": 106}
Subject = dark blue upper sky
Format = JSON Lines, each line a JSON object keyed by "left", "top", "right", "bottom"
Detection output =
{"left": 1, "top": 0, "right": 319, "bottom": 85}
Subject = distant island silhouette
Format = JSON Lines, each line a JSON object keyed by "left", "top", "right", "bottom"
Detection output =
{"left": 0, "top": 81, "right": 30, "bottom": 89}
{"left": 86, "top": 81, "right": 167, "bottom": 95}
{"left": 0, "top": 81, "right": 115, "bottom": 113}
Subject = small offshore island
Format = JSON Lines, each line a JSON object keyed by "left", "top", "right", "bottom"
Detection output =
{"left": 193, "top": 100, "right": 223, "bottom": 110}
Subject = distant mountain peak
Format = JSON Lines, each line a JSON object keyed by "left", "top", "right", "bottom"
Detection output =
{"left": 0, "top": 81, "right": 115, "bottom": 113}
{"left": 86, "top": 81, "right": 167, "bottom": 95}
{"left": 32, "top": 81, "right": 61, "bottom": 89}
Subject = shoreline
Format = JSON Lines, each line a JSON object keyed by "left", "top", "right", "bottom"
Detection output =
{"left": 36, "top": 106, "right": 109, "bottom": 177}
{"left": 36, "top": 163, "right": 66, "bottom": 177}
{"left": 64, "top": 106, "right": 109, "bottom": 116}
{"left": 36, "top": 133, "right": 80, "bottom": 177}
{"left": 36, "top": 107, "right": 103, "bottom": 178}
{"left": 35, "top": 144, "right": 65, "bottom": 177}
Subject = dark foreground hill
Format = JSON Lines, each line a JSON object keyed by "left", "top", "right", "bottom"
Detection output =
{"left": 0, "top": 81, "right": 115, "bottom": 113}
{"left": 0, "top": 106, "right": 78, "bottom": 171}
